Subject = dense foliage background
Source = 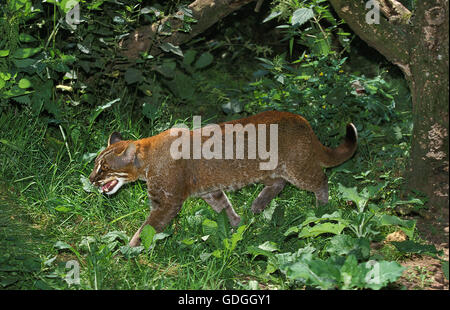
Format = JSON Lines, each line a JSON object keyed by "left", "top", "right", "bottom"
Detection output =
{"left": 0, "top": 0, "right": 447, "bottom": 290}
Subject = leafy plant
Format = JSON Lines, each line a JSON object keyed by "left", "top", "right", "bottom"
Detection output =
{"left": 267, "top": 0, "right": 353, "bottom": 58}
{"left": 200, "top": 211, "right": 248, "bottom": 261}
{"left": 284, "top": 210, "right": 349, "bottom": 239}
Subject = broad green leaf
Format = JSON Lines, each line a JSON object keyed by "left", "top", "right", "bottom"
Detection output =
{"left": 285, "top": 258, "right": 341, "bottom": 290}
{"left": 14, "top": 94, "right": 33, "bottom": 104}
{"left": 166, "top": 71, "right": 195, "bottom": 100}
{"left": 182, "top": 238, "right": 196, "bottom": 246}
{"left": 120, "top": 245, "right": 144, "bottom": 258}
{"left": 12, "top": 58, "right": 36, "bottom": 68}
{"left": 313, "top": 35, "right": 331, "bottom": 57}
{"left": 268, "top": 245, "right": 315, "bottom": 274}
{"left": 80, "top": 175, "right": 99, "bottom": 193}
{"left": 19, "top": 33, "right": 37, "bottom": 42}
{"left": 263, "top": 11, "right": 282, "bottom": 23}
{"left": 326, "top": 235, "right": 370, "bottom": 260}
{"left": 226, "top": 225, "right": 246, "bottom": 252}
{"left": 1, "top": 86, "right": 32, "bottom": 99}
{"left": 393, "top": 198, "right": 424, "bottom": 206}
{"left": 60, "top": 0, "right": 80, "bottom": 13}
{"left": 178, "top": 5, "right": 194, "bottom": 19}
{"left": 194, "top": 52, "right": 213, "bottom": 69}
{"left": 390, "top": 240, "right": 440, "bottom": 256}
{"left": 87, "top": 0, "right": 104, "bottom": 10}
{"left": 101, "top": 231, "right": 129, "bottom": 243}
{"left": 77, "top": 43, "right": 90, "bottom": 54}
{"left": 113, "top": 16, "right": 125, "bottom": 24}
{"left": 18, "top": 78, "right": 32, "bottom": 89}
{"left": 212, "top": 249, "right": 222, "bottom": 258}
{"left": 9, "top": 0, "right": 28, "bottom": 11}
{"left": 142, "top": 102, "right": 160, "bottom": 120}
{"left": 300, "top": 211, "right": 344, "bottom": 227}
{"left": 378, "top": 214, "right": 416, "bottom": 238}
{"left": 0, "top": 277, "right": 19, "bottom": 288}
{"left": 378, "top": 214, "right": 414, "bottom": 228}
{"left": 340, "top": 255, "right": 368, "bottom": 289}
{"left": 160, "top": 42, "right": 183, "bottom": 57}
{"left": 140, "top": 225, "right": 156, "bottom": 250}
{"left": 258, "top": 241, "right": 279, "bottom": 252}
{"left": 23, "top": 257, "right": 41, "bottom": 272}
{"left": 0, "top": 50, "right": 9, "bottom": 57}
{"left": 55, "top": 206, "right": 71, "bottom": 212}
{"left": 12, "top": 47, "right": 42, "bottom": 59}
{"left": 0, "top": 71, "right": 11, "bottom": 81}
{"left": 338, "top": 184, "right": 369, "bottom": 212}
{"left": 0, "top": 265, "right": 19, "bottom": 272}
{"left": 363, "top": 260, "right": 404, "bottom": 290}
{"left": 78, "top": 236, "right": 96, "bottom": 250}
{"left": 246, "top": 246, "right": 274, "bottom": 259}
{"left": 155, "top": 60, "right": 176, "bottom": 78}
{"left": 298, "top": 222, "right": 347, "bottom": 238}
{"left": 202, "top": 218, "right": 218, "bottom": 236}
{"left": 154, "top": 232, "right": 170, "bottom": 242}
{"left": 89, "top": 98, "right": 120, "bottom": 126}
{"left": 183, "top": 49, "right": 197, "bottom": 67}
{"left": 291, "top": 8, "right": 314, "bottom": 26}
{"left": 284, "top": 225, "right": 300, "bottom": 236}
{"left": 54, "top": 241, "right": 72, "bottom": 250}
{"left": 216, "top": 209, "right": 230, "bottom": 241}
{"left": 124, "top": 68, "right": 143, "bottom": 85}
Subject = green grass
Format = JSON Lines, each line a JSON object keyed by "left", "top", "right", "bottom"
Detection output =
{"left": 0, "top": 98, "right": 419, "bottom": 289}
{"left": 1, "top": 0, "right": 441, "bottom": 290}
{"left": 0, "top": 48, "right": 425, "bottom": 290}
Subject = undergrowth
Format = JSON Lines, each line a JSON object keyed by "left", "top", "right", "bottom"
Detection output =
{"left": 1, "top": 0, "right": 446, "bottom": 290}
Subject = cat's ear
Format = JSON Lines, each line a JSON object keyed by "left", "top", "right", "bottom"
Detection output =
{"left": 108, "top": 132, "right": 123, "bottom": 146}
{"left": 112, "top": 142, "right": 137, "bottom": 168}
{"left": 122, "top": 142, "right": 136, "bottom": 162}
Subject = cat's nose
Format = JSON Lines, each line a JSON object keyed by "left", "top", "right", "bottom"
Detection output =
{"left": 89, "top": 173, "right": 96, "bottom": 184}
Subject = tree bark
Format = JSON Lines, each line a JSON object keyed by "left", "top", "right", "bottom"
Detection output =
{"left": 328, "top": 0, "right": 449, "bottom": 209}
{"left": 121, "top": 0, "right": 255, "bottom": 60}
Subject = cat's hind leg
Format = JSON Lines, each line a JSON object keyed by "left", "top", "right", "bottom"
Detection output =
{"left": 201, "top": 190, "right": 241, "bottom": 227}
{"left": 251, "top": 178, "right": 286, "bottom": 213}
{"left": 284, "top": 166, "right": 329, "bottom": 207}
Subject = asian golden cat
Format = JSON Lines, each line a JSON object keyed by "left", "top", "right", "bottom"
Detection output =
{"left": 89, "top": 111, "right": 357, "bottom": 247}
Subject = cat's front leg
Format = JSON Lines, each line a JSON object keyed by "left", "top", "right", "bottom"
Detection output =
{"left": 201, "top": 190, "right": 241, "bottom": 227}
{"left": 251, "top": 179, "right": 286, "bottom": 213}
{"left": 129, "top": 198, "right": 183, "bottom": 247}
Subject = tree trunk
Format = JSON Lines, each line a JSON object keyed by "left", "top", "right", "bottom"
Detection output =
{"left": 328, "top": 0, "right": 449, "bottom": 209}
{"left": 121, "top": 0, "right": 255, "bottom": 60}
{"left": 407, "top": 1, "right": 449, "bottom": 210}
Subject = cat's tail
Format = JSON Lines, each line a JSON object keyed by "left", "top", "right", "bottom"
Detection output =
{"left": 318, "top": 123, "right": 358, "bottom": 168}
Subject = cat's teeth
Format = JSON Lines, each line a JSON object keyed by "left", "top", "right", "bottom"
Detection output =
{"left": 102, "top": 179, "right": 118, "bottom": 192}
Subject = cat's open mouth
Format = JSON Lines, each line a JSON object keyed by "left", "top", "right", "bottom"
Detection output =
{"left": 102, "top": 179, "right": 118, "bottom": 193}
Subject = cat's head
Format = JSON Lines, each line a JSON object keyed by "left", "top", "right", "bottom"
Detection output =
{"left": 89, "top": 132, "right": 141, "bottom": 195}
